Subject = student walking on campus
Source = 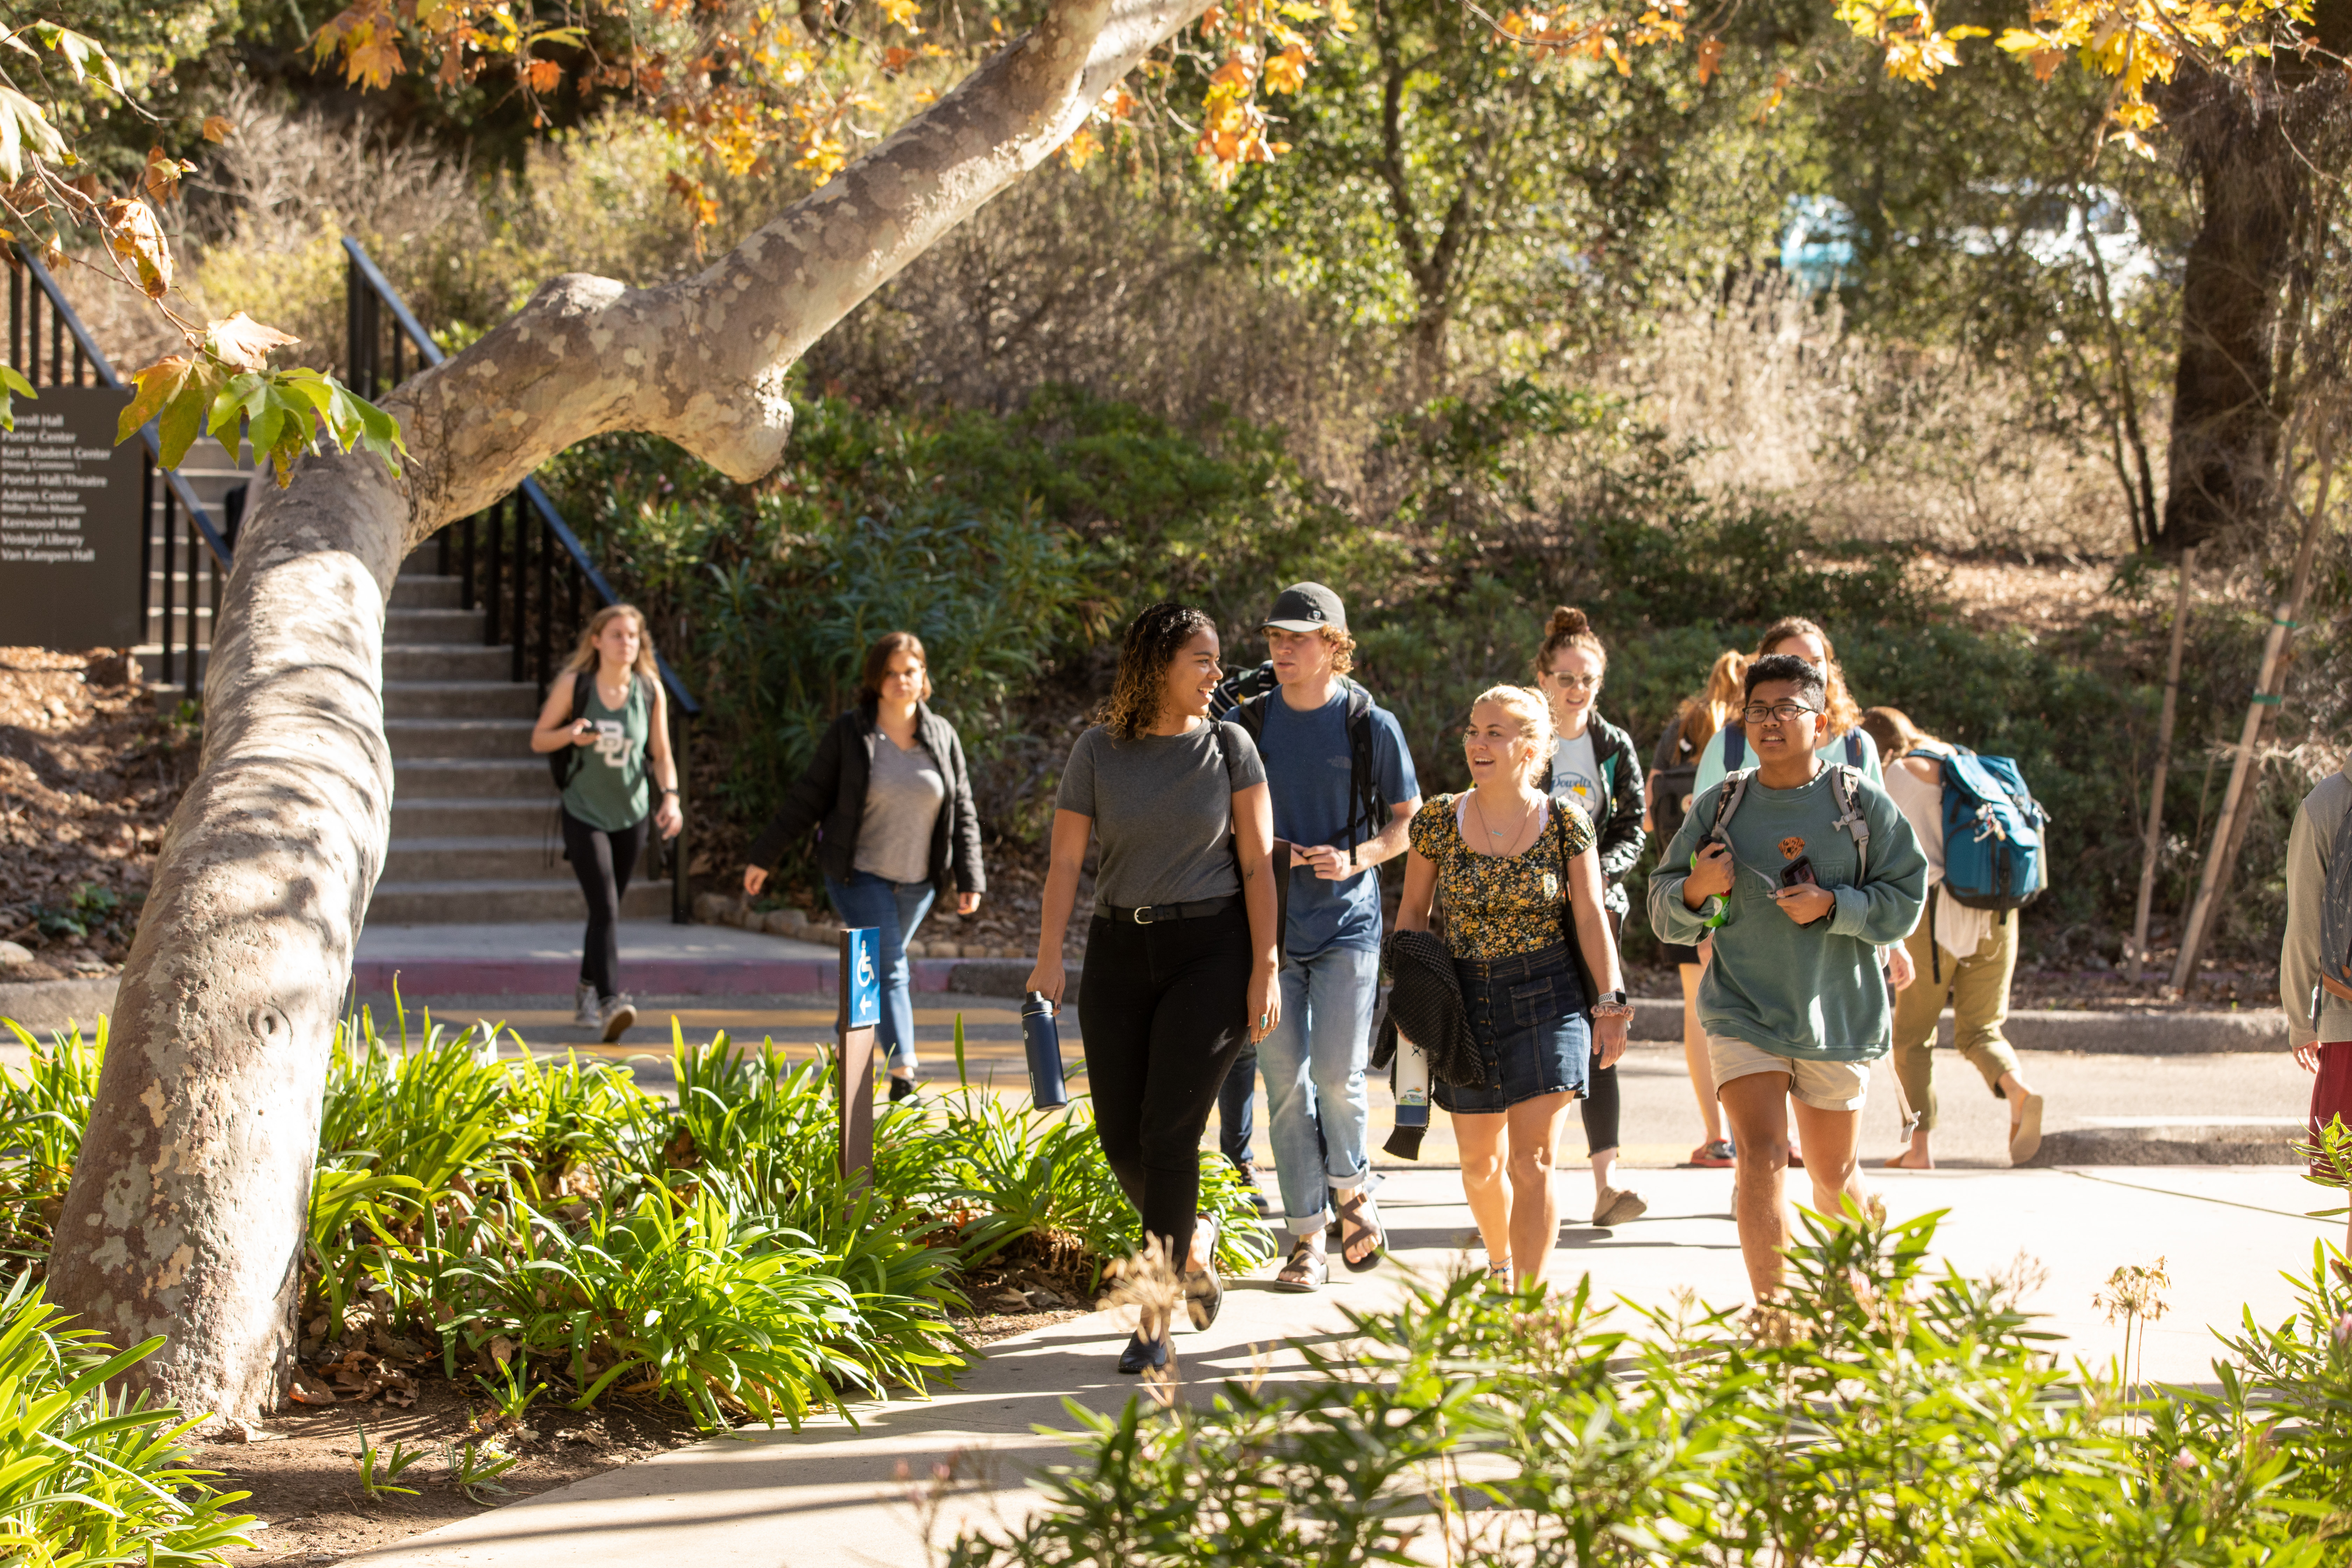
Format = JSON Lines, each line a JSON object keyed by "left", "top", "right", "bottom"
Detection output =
{"left": 530, "top": 604, "right": 682, "bottom": 1043}
{"left": 1861, "top": 707, "right": 2046, "bottom": 1168}
{"left": 1648, "top": 654, "right": 1926, "bottom": 1300}
{"left": 1222, "top": 583, "right": 1421, "bottom": 1289}
{"left": 1648, "top": 650, "right": 1747, "bottom": 1168}
{"left": 1533, "top": 607, "right": 1647, "bottom": 1227}
{"left": 1393, "top": 685, "right": 1632, "bottom": 1289}
{"left": 2282, "top": 759, "right": 2352, "bottom": 1252}
{"left": 744, "top": 632, "right": 985, "bottom": 1100}
{"left": 1028, "top": 603, "right": 1282, "bottom": 1373}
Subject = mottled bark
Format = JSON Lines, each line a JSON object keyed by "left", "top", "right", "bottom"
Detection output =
{"left": 48, "top": 0, "right": 1210, "bottom": 1426}
{"left": 2157, "top": 74, "right": 2307, "bottom": 552}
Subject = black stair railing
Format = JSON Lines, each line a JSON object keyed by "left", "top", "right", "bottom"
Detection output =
{"left": 344, "top": 237, "right": 699, "bottom": 925}
{"left": 10, "top": 248, "right": 243, "bottom": 693}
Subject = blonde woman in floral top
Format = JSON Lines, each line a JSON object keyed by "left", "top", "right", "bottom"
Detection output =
{"left": 1393, "top": 685, "right": 1633, "bottom": 1289}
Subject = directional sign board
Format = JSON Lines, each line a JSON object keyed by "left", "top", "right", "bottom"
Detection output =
{"left": 0, "top": 387, "right": 145, "bottom": 650}
{"left": 836, "top": 926, "right": 882, "bottom": 1184}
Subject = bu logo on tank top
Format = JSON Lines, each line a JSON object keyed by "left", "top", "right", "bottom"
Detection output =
{"left": 592, "top": 719, "right": 630, "bottom": 767}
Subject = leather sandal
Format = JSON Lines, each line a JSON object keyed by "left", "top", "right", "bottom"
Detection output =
{"left": 1182, "top": 1216, "right": 1223, "bottom": 1331}
{"left": 1337, "top": 1189, "right": 1384, "bottom": 1273}
{"left": 1272, "top": 1238, "right": 1327, "bottom": 1292}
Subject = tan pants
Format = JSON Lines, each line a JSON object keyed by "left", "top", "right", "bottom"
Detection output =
{"left": 1891, "top": 909, "right": 2021, "bottom": 1133}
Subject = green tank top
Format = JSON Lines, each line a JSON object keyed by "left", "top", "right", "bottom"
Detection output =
{"left": 561, "top": 671, "right": 651, "bottom": 831}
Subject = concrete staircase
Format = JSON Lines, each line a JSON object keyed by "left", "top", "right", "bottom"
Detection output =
{"left": 373, "top": 567, "right": 670, "bottom": 924}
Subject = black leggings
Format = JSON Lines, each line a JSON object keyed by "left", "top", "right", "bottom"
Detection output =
{"left": 1078, "top": 904, "right": 1253, "bottom": 1269}
{"left": 562, "top": 808, "right": 648, "bottom": 1002}
{"left": 1580, "top": 1051, "right": 1620, "bottom": 1157}
{"left": 1579, "top": 904, "right": 1623, "bottom": 1157}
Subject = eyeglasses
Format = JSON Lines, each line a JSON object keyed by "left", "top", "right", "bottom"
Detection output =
{"left": 1741, "top": 701, "right": 1823, "bottom": 726}
{"left": 1546, "top": 672, "right": 1601, "bottom": 690}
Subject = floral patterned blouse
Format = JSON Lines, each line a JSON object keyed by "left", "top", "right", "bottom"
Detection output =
{"left": 1409, "top": 792, "right": 1597, "bottom": 960}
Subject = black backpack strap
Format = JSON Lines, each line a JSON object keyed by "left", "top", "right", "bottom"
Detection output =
{"left": 1234, "top": 691, "right": 1270, "bottom": 744}
{"left": 1846, "top": 731, "right": 1863, "bottom": 769}
{"left": 1344, "top": 681, "right": 1383, "bottom": 853}
{"left": 1724, "top": 723, "right": 1746, "bottom": 770}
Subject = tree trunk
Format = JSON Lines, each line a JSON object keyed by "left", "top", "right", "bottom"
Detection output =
{"left": 2157, "top": 72, "right": 2309, "bottom": 552}
{"left": 46, "top": 0, "right": 1210, "bottom": 1427}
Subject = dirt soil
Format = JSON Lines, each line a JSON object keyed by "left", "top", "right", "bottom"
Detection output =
{"left": 199, "top": 1264, "right": 1093, "bottom": 1567}
{"left": 0, "top": 647, "right": 199, "bottom": 981}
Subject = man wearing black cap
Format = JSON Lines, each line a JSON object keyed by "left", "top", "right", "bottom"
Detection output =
{"left": 1220, "top": 582, "right": 1420, "bottom": 1288}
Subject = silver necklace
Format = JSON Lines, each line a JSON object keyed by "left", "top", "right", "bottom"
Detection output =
{"left": 1469, "top": 790, "right": 1536, "bottom": 851}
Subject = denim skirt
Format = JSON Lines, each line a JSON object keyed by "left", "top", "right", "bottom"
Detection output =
{"left": 1433, "top": 939, "right": 1591, "bottom": 1114}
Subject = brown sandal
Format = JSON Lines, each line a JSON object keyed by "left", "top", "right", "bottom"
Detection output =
{"left": 1272, "top": 1238, "right": 1326, "bottom": 1292}
{"left": 1338, "top": 1189, "right": 1384, "bottom": 1273}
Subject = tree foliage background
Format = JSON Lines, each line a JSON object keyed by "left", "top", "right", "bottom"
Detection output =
{"left": 34, "top": 0, "right": 2352, "bottom": 976}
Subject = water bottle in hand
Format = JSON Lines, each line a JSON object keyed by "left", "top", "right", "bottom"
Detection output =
{"left": 1020, "top": 991, "right": 1069, "bottom": 1111}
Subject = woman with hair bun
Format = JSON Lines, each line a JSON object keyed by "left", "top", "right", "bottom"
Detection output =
{"left": 1029, "top": 602, "right": 1283, "bottom": 1374}
{"left": 1531, "top": 607, "right": 1647, "bottom": 1229}
{"left": 1392, "top": 685, "right": 1632, "bottom": 1290}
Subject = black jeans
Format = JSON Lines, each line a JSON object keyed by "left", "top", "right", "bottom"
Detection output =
{"left": 562, "top": 807, "right": 648, "bottom": 1002}
{"left": 1079, "top": 904, "right": 1254, "bottom": 1269}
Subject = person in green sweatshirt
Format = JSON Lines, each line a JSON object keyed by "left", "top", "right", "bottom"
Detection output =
{"left": 1647, "top": 652, "right": 1927, "bottom": 1299}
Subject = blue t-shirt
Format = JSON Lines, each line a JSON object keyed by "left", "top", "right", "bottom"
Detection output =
{"left": 1256, "top": 687, "right": 1420, "bottom": 957}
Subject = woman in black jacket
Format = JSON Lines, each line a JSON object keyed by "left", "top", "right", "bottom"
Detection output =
{"left": 1533, "top": 607, "right": 1647, "bottom": 1229}
{"left": 743, "top": 632, "right": 985, "bottom": 1098}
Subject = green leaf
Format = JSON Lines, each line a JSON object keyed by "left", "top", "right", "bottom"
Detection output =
{"left": 0, "top": 362, "right": 33, "bottom": 433}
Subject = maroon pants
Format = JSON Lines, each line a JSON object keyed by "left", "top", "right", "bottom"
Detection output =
{"left": 2312, "top": 1041, "right": 2352, "bottom": 1178}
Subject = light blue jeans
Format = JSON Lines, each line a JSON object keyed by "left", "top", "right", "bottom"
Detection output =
{"left": 1260, "top": 942, "right": 1380, "bottom": 1237}
{"left": 822, "top": 869, "right": 937, "bottom": 1074}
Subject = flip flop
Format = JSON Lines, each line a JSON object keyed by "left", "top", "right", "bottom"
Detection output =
{"left": 2009, "top": 1093, "right": 2045, "bottom": 1166}
{"left": 1271, "top": 1238, "right": 1326, "bottom": 1292}
{"left": 1337, "top": 1189, "right": 1384, "bottom": 1273}
{"left": 1881, "top": 1149, "right": 1932, "bottom": 1171}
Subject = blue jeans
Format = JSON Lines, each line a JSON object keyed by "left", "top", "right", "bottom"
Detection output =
{"left": 822, "top": 870, "right": 936, "bottom": 1074}
{"left": 1260, "top": 943, "right": 1381, "bottom": 1237}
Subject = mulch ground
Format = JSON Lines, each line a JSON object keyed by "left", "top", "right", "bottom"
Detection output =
{"left": 0, "top": 646, "right": 198, "bottom": 980}
{"left": 201, "top": 1258, "right": 1096, "bottom": 1566}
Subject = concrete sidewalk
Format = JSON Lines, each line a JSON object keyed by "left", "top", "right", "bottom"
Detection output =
{"left": 347, "top": 1164, "right": 2340, "bottom": 1568}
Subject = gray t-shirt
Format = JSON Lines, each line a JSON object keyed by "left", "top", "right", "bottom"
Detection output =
{"left": 854, "top": 736, "right": 946, "bottom": 884}
{"left": 1056, "top": 721, "right": 1267, "bottom": 910}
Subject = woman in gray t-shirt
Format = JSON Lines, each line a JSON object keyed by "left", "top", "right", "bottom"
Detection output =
{"left": 1029, "top": 603, "right": 1283, "bottom": 1376}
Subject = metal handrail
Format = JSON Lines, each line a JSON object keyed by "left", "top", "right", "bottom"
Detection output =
{"left": 17, "top": 247, "right": 234, "bottom": 570}
{"left": 339, "top": 236, "right": 701, "bottom": 719}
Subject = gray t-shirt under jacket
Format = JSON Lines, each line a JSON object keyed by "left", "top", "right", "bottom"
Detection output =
{"left": 1055, "top": 721, "right": 1267, "bottom": 911}
{"left": 854, "top": 735, "right": 947, "bottom": 885}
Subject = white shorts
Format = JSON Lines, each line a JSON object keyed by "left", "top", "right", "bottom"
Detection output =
{"left": 1706, "top": 1035, "right": 1871, "bottom": 1113}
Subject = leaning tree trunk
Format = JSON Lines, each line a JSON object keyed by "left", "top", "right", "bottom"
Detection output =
{"left": 2156, "top": 70, "right": 2311, "bottom": 552}
{"left": 46, "top": 0, "right": 1207, "bottom": 1427}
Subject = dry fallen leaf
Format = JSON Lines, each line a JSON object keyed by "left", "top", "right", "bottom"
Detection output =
{"left": 286, "top": 1370, "right": 338, "bottom": 1406}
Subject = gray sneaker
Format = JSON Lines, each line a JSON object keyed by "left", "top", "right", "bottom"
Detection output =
{"left": 574, "top": 983, "right": 599, "bottom": 1028}
{"left": 598, "top": 994, "right": 637, "bottom": 1043}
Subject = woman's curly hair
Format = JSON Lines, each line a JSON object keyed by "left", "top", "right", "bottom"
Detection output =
{"left": 1097, "top": 602, "right": 1216, "bottom": 741}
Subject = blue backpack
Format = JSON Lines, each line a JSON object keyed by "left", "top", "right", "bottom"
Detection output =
{"left": 1920, "top": 747, "right": 2047, "bottom": 911}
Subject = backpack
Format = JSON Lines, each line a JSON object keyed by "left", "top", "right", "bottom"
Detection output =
{"left": 1652, "top": 714, "right": 1700, "bottom": 846}
{"left": 1914, "top": 747, "right": 2046, "bottom": 912}
{"left": 2315, "top": 787, "right": 2352, "bottom": 1016}
{"left": 549, "top": 669, "right": 652, "bottom": 791}
{"left": 1724, "top": 722, "right": 1864, "bottom": 772}
{"left": 1225, "top": 665, "right": 1388, "bottom": 855}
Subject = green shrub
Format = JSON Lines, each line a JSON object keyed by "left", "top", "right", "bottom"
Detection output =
{"left": 0, "top": 1020, "right": 103, "bottom": 1273}
{"left": 946, "top": 1202, "right": 2349, "bottom": 1566}
{"left": 0, "top": 1279, "right": 257, "bottom": 1564}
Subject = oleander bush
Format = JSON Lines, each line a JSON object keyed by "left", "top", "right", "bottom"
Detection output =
{"left": 946, "top": 1201, "right": 2352, "bottom": 1568}
{"left": 0, "top": 1011, "right": 1277, "bottom": 1437}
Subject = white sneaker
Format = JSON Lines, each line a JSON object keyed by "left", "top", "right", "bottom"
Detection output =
{"left": 574, "top": 983, "right": 599, "bottom": 1028}
{"left": 599, "top": 994, "right": 637, "bottom": 1043}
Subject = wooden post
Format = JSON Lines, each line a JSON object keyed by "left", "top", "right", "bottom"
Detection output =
{"left": 836, "top": 925, "right": 881, "bottom": 1185}
{"left": 2170, "top": 416, "right": 2340, "bottom": 993}
{"left": 2131, "top": 545, "right": 2195, "bottom": 981}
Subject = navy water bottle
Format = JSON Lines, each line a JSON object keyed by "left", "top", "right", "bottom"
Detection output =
{"left": 1020, "top": 992, "right": 1070, "bottom": 1111}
